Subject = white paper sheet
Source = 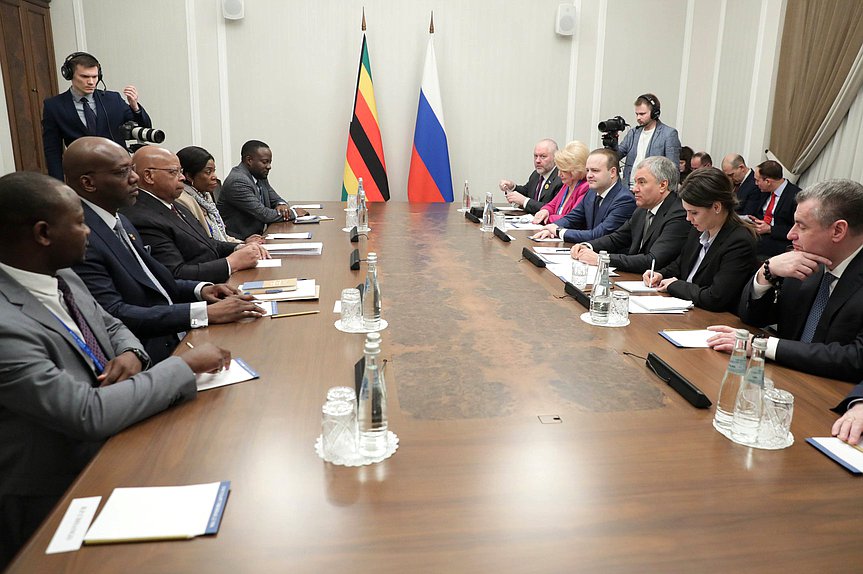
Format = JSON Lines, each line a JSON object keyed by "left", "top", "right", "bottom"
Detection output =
{"left": 629, "top": 296, "right": 693, "bottom": 312}
{"left": 262, "top": 242, "right": 323, "bottom": 256}
{"left": 46, "top": 497, "right": 101, "bottom": 554}
{"left": 243, "top": 279, "right": 318, "bottom": 301}
{"left": 659, "top": 329, "right": 714, "bottom": 347}
{"left": 265, "top": 232, "right": 312, "bottom": 240}
{"left": 196, "top": 358, "right": 259, "bottom": 391}
{"left": 615, "top": 280, "right": 658, "bottom": 293}
{"left": 255, "top": 258, "right": 282, "bottom": 268}
{"left": 292, "top": 204, "right": 323, "bottom": 209}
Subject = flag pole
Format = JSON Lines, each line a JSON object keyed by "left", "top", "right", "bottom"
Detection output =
{"left": 429, "top": 11, "right": 434, "bottom": 34}
{"left": 362, "top": 7, "right": 366, "bottom": 31}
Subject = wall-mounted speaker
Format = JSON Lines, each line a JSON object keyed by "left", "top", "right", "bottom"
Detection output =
{"left": 555, "top": 4, "right": 577, "bottom": 36}
{"left": 222, "top": 0, "right": 244, "bottom": 20}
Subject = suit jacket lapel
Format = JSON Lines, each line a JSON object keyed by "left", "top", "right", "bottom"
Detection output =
{"left": 818, "top": 250, "right": 863, "bottom": 336}
{"left": 0, "top": 269, "right": 101, "bottom": 370}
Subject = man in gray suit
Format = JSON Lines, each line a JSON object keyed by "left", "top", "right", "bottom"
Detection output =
{"left": 613, "top": 93, "right": 681, "bottom": 189}
{"left": 218, "top": 140, "right": 307, "bottom": 240}
{"left": 0, "top": 172, "right": 230, "bottom": 568}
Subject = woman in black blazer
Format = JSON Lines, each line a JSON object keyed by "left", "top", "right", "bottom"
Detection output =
{"left": 643, "top": 167, "right": 758, "bottom": 312}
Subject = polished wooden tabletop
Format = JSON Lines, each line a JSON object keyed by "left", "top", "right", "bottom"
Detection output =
{"left": 8, "top": 202, "right": 859, "bottom": 573}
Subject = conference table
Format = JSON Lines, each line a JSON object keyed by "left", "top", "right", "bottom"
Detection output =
{"left": 8, "top": 202, "right": 861, "bottom": 573}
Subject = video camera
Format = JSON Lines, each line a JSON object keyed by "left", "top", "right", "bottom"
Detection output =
{"left": 598, "top": 116, "right": 628, "bottom": 149}
{"left": 120, "top": 121, "right": 165, "bottom": 144}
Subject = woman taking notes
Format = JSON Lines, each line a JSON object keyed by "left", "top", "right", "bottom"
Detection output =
{"left": 643, "top": 167, "right": 758, "bottom": 312}
{"left": 531, "top": 141, "right": 590, "bottom": 225}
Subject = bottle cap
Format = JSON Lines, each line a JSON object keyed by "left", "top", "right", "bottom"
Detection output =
{"left": 752, "top": 336, "right": 767, "bottom": 349}
{"left": 735, "top": 329, "right": 750, "bottom": 339}
{"left": 367, "top": 252, "right": 377, "bottom": 262}
{"left": 366, "top": 332, "right": 381, "bottom": 343}
{"left": 364, "top": 341, "right": 381, "bottom": 354}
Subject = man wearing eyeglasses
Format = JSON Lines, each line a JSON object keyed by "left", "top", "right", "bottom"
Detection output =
{"left": 121, "top": 145, "right": 268, "bottom": 284}
{"left": 66, "top": 137, "right": 265, "bottom": 363}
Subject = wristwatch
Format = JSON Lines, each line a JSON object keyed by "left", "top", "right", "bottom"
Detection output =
{"left": 121, "top": 347, "right": 150, "bottom": 369}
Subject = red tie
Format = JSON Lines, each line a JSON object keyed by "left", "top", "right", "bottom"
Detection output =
{"left": 763, "top": 193, "right": 777, "bottom": 225}
{"left": 535, "top": 177, "right": 543, "bottom": 201}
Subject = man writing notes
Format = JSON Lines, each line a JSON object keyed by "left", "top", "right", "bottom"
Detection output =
{"left": 499, "top": 139, "right": 564, "bottom": 215}
{"left": 42, "top": 52, "right": 152, "bottom": 180}
{"left": 122, "top": 146, "right": 267, "bottom": 283}
{"left": 218, "top": 140, "right": 308, "bottom": 240}
{"left": 532, "top": 149, "right": 636, "bottom": 243}
{"left": 708, "top": 179, "right": 863, "bottom": 382}
{"left": 0, "top": 172, "right": 229, "bottom": 568}
{"left": 65, "top": 138, "right": 264, "bottom": 363}
{"left": 612, "top": 93, "right": 681, "bottom": 189}
{"left": 570, "top": 156, "right": 689, "bottom": 273}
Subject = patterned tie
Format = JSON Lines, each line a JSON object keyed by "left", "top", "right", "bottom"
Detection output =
{"left": 534, "top": 176, "right": 544, "bottom": 201}
{"left": 800, "top": 270, "right": 836, "bottom": 343}
{"left": 113, "top": 219, "right": 134, "bottom": 255}
{"left": 81, "top": 96, "right": 97, "bottom": 134}
{"left": 56, "top": 275, "right": 109, "bottom": 373}
{"left": 257, "top": 180, "right": 269, "bottom": 206}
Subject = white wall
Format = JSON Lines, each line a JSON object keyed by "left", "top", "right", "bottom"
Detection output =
{"left": 5, "top": 0, "right": 794, "bottom": 192}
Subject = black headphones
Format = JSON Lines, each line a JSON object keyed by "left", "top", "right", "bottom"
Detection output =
{"left": 639, "top": 93, "right": 661, "bottom": 121}
{"left": 60, "top": 52, "right": 103, "bottom": 83}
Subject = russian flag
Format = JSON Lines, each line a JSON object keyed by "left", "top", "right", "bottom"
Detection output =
{"left": 407, "top": 34, "right": 453, "bottom": 202}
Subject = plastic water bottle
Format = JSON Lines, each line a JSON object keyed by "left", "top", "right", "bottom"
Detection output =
{"left": 482, "top": 191, "right": 494, "bottom": 232}
{"left": 713, "top": 329, "right": 750, "bottom": 430}
{"left": 357, "top": 178, "right": 369, "bottom": 232}
{"left": 590, "top": 252, "right": 611, "bottom": 324}
{"left": 358, "top": 339, "right": 388, "bottom": 457}
{"left": 462, "top": 180, "right": 471, "bottom": 211}
{"left": 731, "top": 336, "right": 767, "bottom": 444}
{"left": 362, "top": 252, "right": 381, "bottom": 330}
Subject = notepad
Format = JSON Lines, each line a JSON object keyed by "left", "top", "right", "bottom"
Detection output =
{"left": 83, "top": 481, "right": 230, "bottom": 544}
{"left": 196, "top": 358, "right": 259, "bottom": 391}
{"left": 242, "top": 279, "right": 318, "bottom": 301}
{"left": 630, "top": 296, "right": 693, "bottom": 313}
{"left": 241, "top": 278, "right": 297, "bottom": 295}
{"left": 265, "top": 232, "right": 312, "bottom": 240}
{"left": 294, "top": 215, "right": 321, "bottom": 224}
{"left": 807, "top": 437, "right": 863, "bottom": 474}
{"left": 263, "top": 242, "right": 323, "bottom": 255}
{"left": 659, "top": 329, "right": 714, "bottom": 348}
{"left": 615, "top": 280, "right": 658, "bottom": 293}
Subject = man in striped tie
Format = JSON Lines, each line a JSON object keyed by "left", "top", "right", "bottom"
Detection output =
{"left": 499, "top": 139, "right": 563, "bottom": 215}
{"left": 707, "top": 179, "right": 863, "bottom": 383}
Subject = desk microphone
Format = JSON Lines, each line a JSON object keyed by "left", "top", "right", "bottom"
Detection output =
{"left": 564, "top": 281, "right": 590, "bottom": 309}
{"left": 349, "top": 248, "right": 361, "bottom": 270}
{"left": 465, "top": 211, "right": 481, "bottom": 224}
{"left": 645, "top": 352, "right": 712, "bottom": 408}
{"left": 493, "top": 226, "right": 512, "bottom": 242}
{"left": 350, "top": 226, "right": 360, "bottom": 242}
{"left": 522, "top": 247, "right": 546, "bottom": 268}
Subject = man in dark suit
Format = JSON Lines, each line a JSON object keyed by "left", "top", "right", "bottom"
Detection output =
{"left": 64, "top": 138, "right": 264, "bottom": 363}
{"left": 0, "top": 171, "right": 229, "bottom": 569}
{"left": 722, "top": 153, "right": 761, "bottom": 215}
{"left": 613, "top": 94, "right": 681, "bottom": 188}
{"left": 832, "top": 383, "right": 863, "bottom": 444}
{"left": 499, "top": 139, "right": 564, "bottom": 214}
{"left": 571, "top": 156, "right": 689, "bottom": 273}
{"left": 533, "top": 148, "right": 636, "bottom": 243}
{"left": 218, "top": 140, "right": 306, "bottom": 240}
{"left": 749, "top": 160, "right": 800, "bottom": 257}
{"left": 42, "top": 52, "right": 152, "bottom": 180}
{"left": 122, "top": 145, "right": 265, "bottom": 283}
{"left": 708, "top": 179, "right": 863, "bottom": 382}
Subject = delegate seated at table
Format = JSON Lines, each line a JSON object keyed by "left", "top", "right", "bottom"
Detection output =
{"left": 531, "top": 141, "right": 589, "bottom": 225}
{"left": 642, "top": 167, "right": 758, "bottom": 312}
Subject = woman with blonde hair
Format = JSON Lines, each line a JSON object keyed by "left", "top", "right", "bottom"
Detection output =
{"left": 532, "top": 140, "right": 590, "bottom": 225}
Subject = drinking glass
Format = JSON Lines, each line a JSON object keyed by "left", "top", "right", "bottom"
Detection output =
{"left": 321, "top": 400, "right": 357, "bottom": 460}
{"left": 610, "top": 290, "right": 629, "bottom": 325}
{"left": 493, "top": 212, "right": 506, "bottom": 231}
{"left": 760, "top": 388, "right": 794, "bottom": 447}
{"left": 340, "top": 288, "right": 363, "bottom": 331}
{"left": 571, "top": 260, "right": 588, "bottom": 289}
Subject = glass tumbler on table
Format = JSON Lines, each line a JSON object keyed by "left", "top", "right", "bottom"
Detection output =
{"left": 340, "top": 288, "right": 363, "bottom": 331}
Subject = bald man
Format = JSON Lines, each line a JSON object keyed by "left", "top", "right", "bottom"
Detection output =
{"left": 121, "top": 146, "right": 266, "bottom": 283}
{"left": 499, "top": 139, "right": 563, "bottom": 214}
{"left": 65, "top": 137, "right": 264, "bottom": 363}
{"left": 0, "top": 171, "right": 229, "bottom": 567}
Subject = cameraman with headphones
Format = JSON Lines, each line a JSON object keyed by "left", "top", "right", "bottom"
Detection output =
{"left": 613, "top": 93, "right": 681, "bottom": 190}
{"left": 42, "top": 52, "right": 152, "bottom": 180}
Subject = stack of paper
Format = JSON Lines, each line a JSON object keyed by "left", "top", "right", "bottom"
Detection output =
{"left": 241, "top": 278, "right": 297, "bottom": 295}
{"left": 265, "top": 232, "right": 312, "bottom": 240}
{"left": 807, "top": 438, "right": 863, "bottom": 474}
{"left": 263, "top": 242, "right": 323, "bottom": 256}
{"left": 84, "top": 481, "right": 231, "bottom": 544}
{"left": 659, "top": 329, "right": 714, "bottom": 348}
{"left": 630, "top": 296, "right": 693, "bottom": 313}
{"left": 239, "top": 279, "right": 319, "bottom": 301}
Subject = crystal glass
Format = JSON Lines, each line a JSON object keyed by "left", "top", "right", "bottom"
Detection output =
{"left": 759, "top": 388, "right": 794, "bottom": 447}
{"left": 346, "top": 208, "right": 358, "bottom": 230}
{"left": 340, "top": 288, "right": 363, "bottom": 331}
{"left": 327, "top": 386, "right": 357, "bottom": 408}
{"left": 493, "top": 212, "right": 506, "bottom": 231}
{"left": 347, "top": 193, "right": 358, "bottom": 211}
{"left": 610, "top": 290, "right": 629, "bottom": 325}
{"left": 321, "top": 399, "right": 357, "bottom": 460}
{"left": 571, "top": 260, "right": 588, "bottom": 289}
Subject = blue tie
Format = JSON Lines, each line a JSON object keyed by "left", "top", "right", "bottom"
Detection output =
{"left": 800, "top": 270, "right": 836, "bottom": 343}
{"left": 81, "top": 97, "right": 97, "bottom": 134}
